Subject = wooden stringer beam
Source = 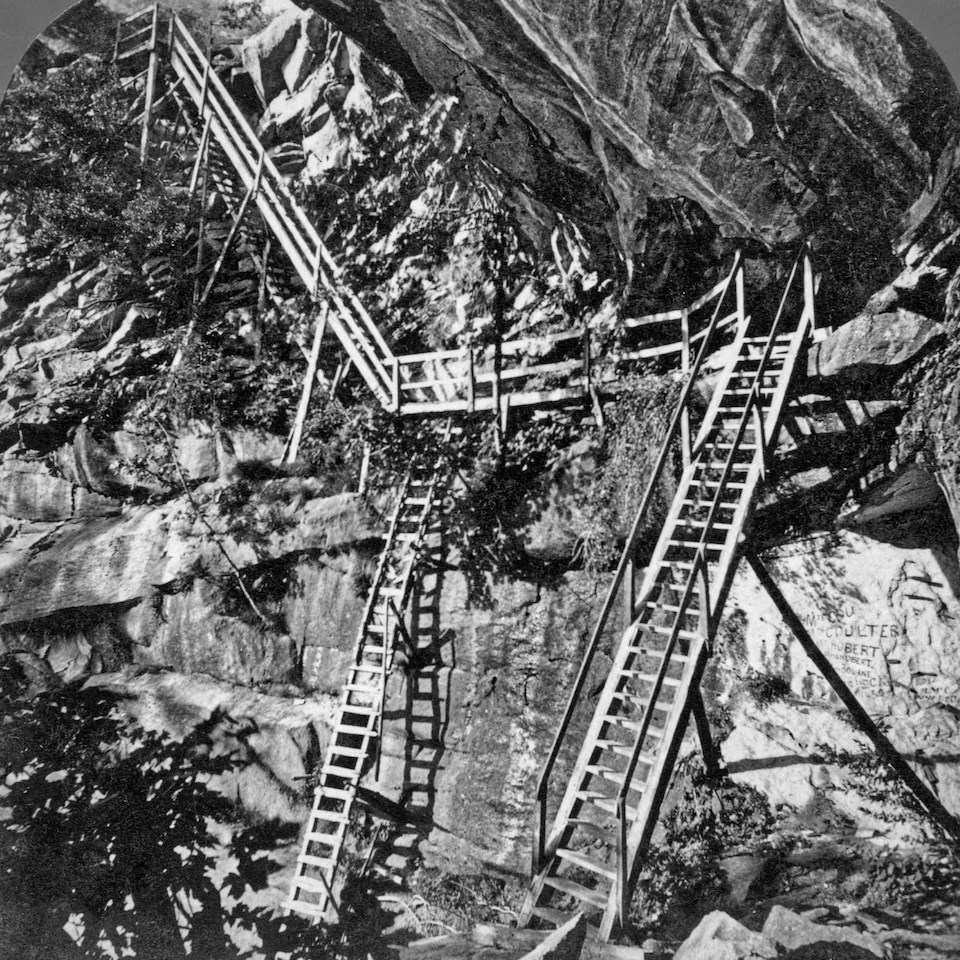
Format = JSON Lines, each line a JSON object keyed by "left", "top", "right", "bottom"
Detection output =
{"left": 198, "top": 151, "right": 265, "bottom": 308}
{"left": 746, "top": 551, "right": 960, "bottom": 843}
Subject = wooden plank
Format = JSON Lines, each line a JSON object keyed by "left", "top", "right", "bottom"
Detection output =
{"left": 286, "top": 306, "right": 328, "bottom": 464}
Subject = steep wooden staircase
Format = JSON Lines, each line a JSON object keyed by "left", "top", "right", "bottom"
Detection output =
{"left": 114, "top": 8, "right": 838, "bottom": 940}
{"left": 519, "top": 252, "right": 816, "bottom": 939}
{"left": 282, "top": 422, "right": 458, "bottom": 921}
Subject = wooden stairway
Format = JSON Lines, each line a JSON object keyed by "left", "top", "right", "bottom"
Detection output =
{"left": 283, "top": 422, "right": 458, "bottom": 922}
{"left": 519, "top": 251, "right": 816, "bottom": 940}
{"left": 116, "top": 7, "right": 402, "bottom": 409}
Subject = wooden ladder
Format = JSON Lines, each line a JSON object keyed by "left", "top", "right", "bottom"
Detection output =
{"left": 520, "top": 250, "right": 816, "bottom": 941}
{"left": 283, "top": 421, "right": 458, "bottom": 922}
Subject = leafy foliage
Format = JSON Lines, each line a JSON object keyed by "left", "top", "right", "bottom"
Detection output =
{"left": 0, "top": 60, "right": 191, "bottom": 294}
{"left": 0, "top": 654, "right": 342, "bottom": 958}
{"left": 573, "top": 373, "right": 681, "bottom": 570}
{"left": 861, "top": 844, "right": 960, "bottom": 912}
{"left": 629, "top": 756, "right": 778, "bottom": 938}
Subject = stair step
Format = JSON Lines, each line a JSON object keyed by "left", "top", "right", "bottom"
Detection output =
{"left": 591, "top": 795, "right": 639, "bottom": 818}
{"left": 681, "top": 500, "right": 740, "bottom": 510}
{"left": 320, "top": 786, "right": 355, "bottom": 799}
{"left": 337, "top": 722, "right": 374, "bottom": 736}
{"left": 323, "top": 764, "right": 361, "bottom": 779}
{"left": 542, "top": 874, "right": 607, "bottom": 909}
{"left": 694, "top": 461, "right": 751, "bottom": 472}
{"left": 328, "top": 744, "right": 368, "bottom": 758}
{"left": 627, "top": 646, "right": 689, "bottom": 664}
{"left": 621, "top": 668, "right": 682, "bottom": 686}
{"left": 666, "top": 541, "right": 723, "bottom": 553}
{"left": 556, "top": 847, "right": 617, "bottom": 881}
{"left": 696, "top": 480, "right": 747, "bottom": 489}
{"left": 298, "top": 853, "right": 336, "bottom": 870}
{"left": 566, "top": 817, "right": 614, "bottom": 841}
{"left": 643, "top": 602, "right": 698, "bottom": 618}
{"left": 596, "top": 740, "right": 658, "bottom": 764}
{"left": 293, "top": 875, "right": 336, "bottom": 895}
{"left": 284, "top": 898, "right": 327, "bottom": 919}
{"left": 616, "top": 718, "right": 665, "bottom": 739}
{"left": 586, "top": 763, "right": 648, "bottom": 791}
{"left": 530, "top": 904, "right": 572, "bottom": 926}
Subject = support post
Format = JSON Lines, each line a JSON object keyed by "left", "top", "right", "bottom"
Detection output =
{"left": 358, "top": 444, "right": 371, "bottom": 496}
{"left": 198, "top": 155, "right": 264, "bottom": 308}
{"left": 254, "top": 237, "right": 271, "bottom": 365}
{"left": 690, "top": 691, "right": 720, "bottom": 778}
{"left": 286, "top": 305, "right": 328, "bottom": 464}
{"left": 736, "top": 260, "right": 746, "bottom": 332}
{"left": 680, "top": 308, "right": 691, "bottom": 468}
{"left": 624, "top": 558, "right": 636, "bottom": 631}
{"left": 139, "top": 5, "right": 161, "bottom": 165}
{"left": 746, "top": 551, "right": 960, "bottom": 843}
{"left": 467, "top": 344, "right": 476, "bottom": 414}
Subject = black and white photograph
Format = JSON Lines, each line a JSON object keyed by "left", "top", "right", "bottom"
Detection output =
{"left": 1, "top": 1, "right": 959, "bottom": 957}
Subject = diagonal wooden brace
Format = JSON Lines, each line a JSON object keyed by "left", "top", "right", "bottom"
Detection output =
{"left": 198, "top": 151, "right": 265, "bottom": 308}
{"left": 746, "top": 551, "right": 960, "bottom": 843}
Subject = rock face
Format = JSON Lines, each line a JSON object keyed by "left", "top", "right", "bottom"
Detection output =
{"left": 302, "top": 0, "right": 960, "bottom": 301}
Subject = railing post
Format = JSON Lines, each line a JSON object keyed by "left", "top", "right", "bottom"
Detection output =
{"left": 358, "top": 444, "right": 371, "bottom": 496}
{"left": 751, "top": 388, "right": 767, "bottom": 476}
{"left": 467, "top": 344, "right": 476, "bottom": 413}
{"left": 617, "top": 797, "right": 628, "bottom": 930}
{"left": 680, "top": 308, "right": 691, "bottom": 468}
{"left": 582, "top": 327, "right": 592, "bottom": 395}
{"left": 139, "top": 5, "right": 161, "bottom": 165}
{"left": 735, "top": 258, "right": 746, "bottom": 333}
{"left": 532, "top": 793, "right": 545, "bottom": 876}
{"left": 391, "top": 357, "right": 401, "bottom": 413}
{"left": 697, "top": 551, "right": 711, "bottom": 652}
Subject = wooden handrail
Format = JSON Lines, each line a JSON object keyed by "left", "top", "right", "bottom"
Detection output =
{"left": 531, "top": 252, "right": 743, "bottom": 872}
{"left": 615, "top": 549, "right": 705, "bottom": 924}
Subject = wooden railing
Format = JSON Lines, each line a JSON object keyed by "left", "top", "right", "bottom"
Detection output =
{"left": 394, "top": 272, "right": 742, "bottom": 417}
{"left": 530, "top": 252, "right": 746, "bottom": 875}
{"left": 121, "top": 6, "right": 750, "bottom": 417}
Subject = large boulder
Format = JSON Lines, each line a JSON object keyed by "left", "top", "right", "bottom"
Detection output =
{"left": 672, "top": 911, "right": 781, "bottom": 960}
{"left": 762, "top": 905, "right": 883, "bottom": 958}
{"left": 241, "top": 8, "right": 329, "bottom": 106}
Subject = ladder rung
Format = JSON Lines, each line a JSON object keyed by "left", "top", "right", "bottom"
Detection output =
{"left": 623, "top": 667, "right": 683, "bottom": 687}
{"left": 294, "top": 875, "right": 335, "bottom": 894}
{"left": 566, "top": 817, "right": 614, "bottom": 841}
{"left": 328, "top": 744, "right": 368, "bottom": 757}
{"left": 530, "top": 904, "right": 571, "bottom": 925}
{"left": 320, "top": 785, "right": 354, "bottom": 799}
{"left": 542, "top": 874, "right": 607, "bottom": 909}
{"left": 666, "top": 540, "right": 723, "bottom": 552}
{"left": 298, "top": 853, "right": 336, "bottom": 870}
{"left": 284, "top": 899, "right": 327, "bottom": 919}
{"left": 556, "top": 847, "right": 617, "bottom": 881}
{"left": 616, "top": 718, "right": 665, "bottom": 738}
{"left": 586, "top": 763, "right": 648, "bottom": 792}
{"left": 596, "top": 740, "right": 658, "bottom": 764}
{"left": 337, "top": 722, "right": 374, "bottom": 735}
{"left": 591, "top": 795, "right": 638, "bottom": 818}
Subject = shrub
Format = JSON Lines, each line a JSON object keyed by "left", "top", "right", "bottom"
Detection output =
{"left": 573, "top": 373, "right": 681, "bottom": 570}
{"left": 629, "top": 756, "right": 778, "bottom": 937}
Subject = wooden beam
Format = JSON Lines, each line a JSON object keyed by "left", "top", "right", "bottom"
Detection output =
{"left": 690, "top": 690, "right": 720, "bottom": 778}
{"left": 138, "top": 6, "right": 161, "bottom": 165}
{"left": 286, "top": 305, "right": 329, "bottom": 464}
{"left": 198, "top": 153, "right": 264, "bottom": 308}
{"left": 746, "top": 551, "right": 960, "bottom": 843}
